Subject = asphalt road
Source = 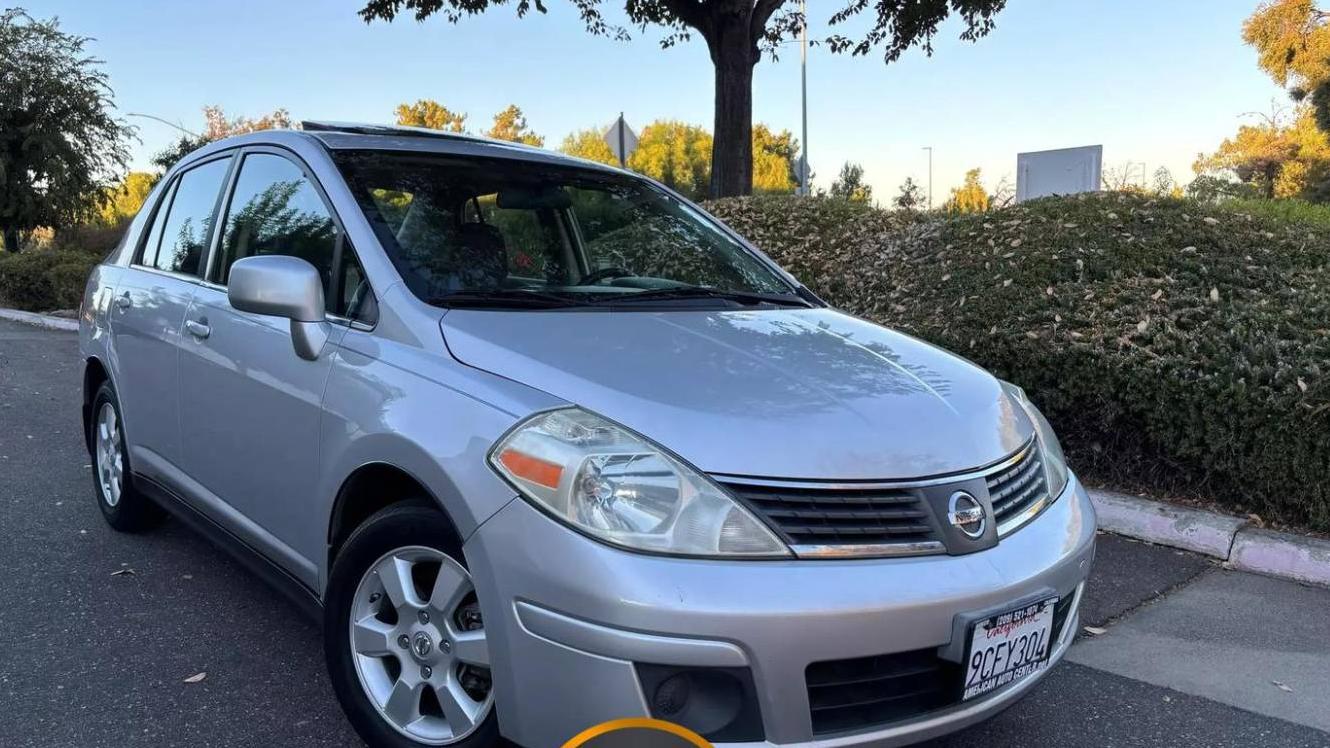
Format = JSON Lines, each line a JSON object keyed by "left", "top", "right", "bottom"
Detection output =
{"left": 2, "top": 317, "right": 1327, "bottom": 748}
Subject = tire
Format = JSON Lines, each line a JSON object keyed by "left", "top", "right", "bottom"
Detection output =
{"left": 89, "top": 382, "right": 164, "bottom": 532}
{"left": 325, "top": 503, "right": 499, "bottom": 748}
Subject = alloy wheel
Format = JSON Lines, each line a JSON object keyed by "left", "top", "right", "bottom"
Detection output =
{"left": 349, "top": 546, "right": 493, "bottom": 745}
{"left": 95, "top": 402, "right": 124, "bottom": 508}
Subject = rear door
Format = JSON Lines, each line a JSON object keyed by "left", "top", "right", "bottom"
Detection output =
{"left": 110, "top": 155, "right": 233, "bottom": 480}
{"left": 177, "top": 149, "right": 374, "bottom": 583}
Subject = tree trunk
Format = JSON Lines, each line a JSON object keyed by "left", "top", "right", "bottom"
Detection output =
{"left": 1, "top": 226, "right": 20, "bottom": 254}
{"left": 708, "top": 19, "right": 757, "bottom": 199}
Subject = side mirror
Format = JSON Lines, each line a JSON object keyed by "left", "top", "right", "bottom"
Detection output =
{"left": 227, "top": 255, "right": 330, "bottom": 361}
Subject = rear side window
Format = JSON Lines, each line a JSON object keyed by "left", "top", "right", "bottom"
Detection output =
{"left": 140, "top": 157, "right": 232, "bottom": 276}
{"left": 214, "top": 153, "right": 338, "bottom": 297}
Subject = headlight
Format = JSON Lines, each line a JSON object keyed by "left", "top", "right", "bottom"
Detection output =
{"left": 490, "top": 408, "right": 789, "bottom": 558}
{"left": 1001, "top": 382, "right": 1070, "bottom": 499}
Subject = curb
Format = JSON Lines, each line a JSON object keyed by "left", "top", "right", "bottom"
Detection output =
{"left": 0, "top": 308, "right": 79, "bottom": 332}
{"left": 1088, "top": 489, "right": 1330, "bottom": 588}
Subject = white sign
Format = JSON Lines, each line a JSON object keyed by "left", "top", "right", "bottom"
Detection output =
{"left": 1017, "top": 145, "right": 1102, "bottom": 202}
{"left": 604, "top": 115, "right": 638, "bottom": 167}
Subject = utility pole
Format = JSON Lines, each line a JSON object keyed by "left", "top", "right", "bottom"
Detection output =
{"left": 798, "top": 0, "right": 810, "bottom": 196}
{"left": 922, "top": 146, "right": 934, "bottom": 210}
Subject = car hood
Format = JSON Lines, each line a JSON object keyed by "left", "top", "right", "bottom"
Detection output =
{"left": 440, "top": 307, "right": 1033, "bottom": 481}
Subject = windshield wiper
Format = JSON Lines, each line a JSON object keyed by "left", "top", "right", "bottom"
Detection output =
{"left": 589, "top": 286, "right": 810, "bottom": 308}
{"left": 428, "top": 289, "right": 583, "bottom": 309}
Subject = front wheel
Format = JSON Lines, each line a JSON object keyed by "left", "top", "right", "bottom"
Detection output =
{"left": 324, "top": 504, "right": 498, "bottom": 747}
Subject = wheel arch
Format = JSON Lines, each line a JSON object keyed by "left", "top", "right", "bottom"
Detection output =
{"left": 82, "top": 356, "right": 111, "bottom": 454}
{"left": 326, "top": 461, "right": 464, "bottom": 586}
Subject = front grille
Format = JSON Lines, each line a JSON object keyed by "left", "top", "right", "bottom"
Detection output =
{"left": 719, "top": 482, "right": 939, "bottom": 549}
{"left": 986, "top": 441, "right": 1049, "bottom": 532}
{"left": 806, "top": 590, "right": 1079, "bottom": 736}
{"left": 806, "top": 649, "right": 959, "bottom": 735}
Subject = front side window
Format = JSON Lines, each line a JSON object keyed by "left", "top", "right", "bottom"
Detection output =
{"left": 140, "top": 157, "right": 232, "bottom": 276}
{"left": 214, "top": 152, "right": 371, "bottom": 320}
{"left": 334, "top": 151, "right": 800, "bottom": 309}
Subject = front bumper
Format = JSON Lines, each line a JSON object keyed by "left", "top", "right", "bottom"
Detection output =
{"left": 466, "top": 474, "right": 1096, "bottom": 747}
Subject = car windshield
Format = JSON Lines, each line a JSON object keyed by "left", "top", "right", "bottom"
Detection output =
{"left": 332, "top": 150, "right": 802, "bottom": 309}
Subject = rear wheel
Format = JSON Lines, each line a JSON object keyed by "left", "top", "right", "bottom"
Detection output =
{"left": 325, "top": 504, "right": 498, "bottom": 747}
{"left": 89, "top": 382, "right": 163, "bottom": 532}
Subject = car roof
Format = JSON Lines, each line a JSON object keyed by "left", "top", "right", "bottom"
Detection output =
{"left": 182, "top": 121, "right": 625, "bottom": 175}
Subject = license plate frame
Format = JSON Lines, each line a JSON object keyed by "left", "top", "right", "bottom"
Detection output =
{"left": 960, "top": 596, "right": 1058, "bottom": 701}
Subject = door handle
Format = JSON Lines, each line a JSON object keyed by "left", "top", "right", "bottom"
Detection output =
{"left": 114, "top": 293, "right": 131, "bottom": 311}
{"left": 185, "top": 319, "right": 211, "bottom": 339}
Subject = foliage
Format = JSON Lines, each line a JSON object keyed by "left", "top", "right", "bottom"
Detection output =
{"left": 893, "top": 177, "right": 925, "bottom": 211}
{"left": 627, "top": 120, "right": 713, "bottom": 201}
{"left": 396, "top": 98, "right": 468, "bottom": 132}
{"left": 150, "top": 106, "right": 292, "bottom": 172}
{"left": 358, "top": 1, "right": 1007, "bottom": 197}
{"left": 751, "top": 124, "right": 799, "bottom": 195}
{"left": 559, "top": 127, "right": 619, "bottom": 166}
{"left": 486, "top": 104, "right": 544, "bottom": 146}
{"left": 1244, "top": 0, "right": 1330, "bottom": 131}
{"left": 1194, "top": 106, "right": 1330, "bottom": 200}
{"left": 829, "top": 162, "right": 873, "bottom": 203}
{"left": 707, "top": 192, "right": 1330, "bottom": 532}
{"left": 0, "top": 8, "right": 133, "bottom": 252}
{"left": 1186, "top": 174, "right": 1259, "bottom": 203}
{"left": 945, "top": 168, "right": 989, "bottom": 213}
{"left": 1224, "top": 196, "right": 1330, "bottom": 227}
{"left": 90, "top": 172, "right": 159, "bottom": 227}
{"left": 0, "top": 248, "right": 99, "bottom": 311}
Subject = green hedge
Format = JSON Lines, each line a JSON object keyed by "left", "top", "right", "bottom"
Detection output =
{"left": 0, "top": 249, "right": 101, "bottom": 312}
{"left": 706, "top": 193, "right": 1330, "bottom": 532}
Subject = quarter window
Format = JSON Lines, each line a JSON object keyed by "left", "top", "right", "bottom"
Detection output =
{"left": 140, "top": 157, "right": 232, "bottom": 275}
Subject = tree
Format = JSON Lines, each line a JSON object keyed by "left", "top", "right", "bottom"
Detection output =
{"left": 395, "top": 98, "right": 467, "bottom": 132}
{"left": 359, "top": 1, "right": 1007, "bottom": 198}
{"left": 628, "top": 120, "right": 713, "bottom": 201}
{"left": 892, "top": 177, "right": 925, "bottom": 211}
{"left": 1243, "top": 0, "right": 1330, "bottom": 132}
{"left": 486, "top": 104, "right": 544, "bottom": 146}
{"left": 1194, "top": 106, "right": 1330, "bottom": 200}
{"left": 751, "top": 124, "right": 799, "bottom": 194}
{"left": 150, "top": 105, "right": 292, "bottom": 172}
{"left": 945, "top": 168, "right": 989, "bottom": 213}
{"left": 0, "top": 9, "right": 133, "bottom": 252}
{"left": 829, "top": 162, "right": 873, "bottom": 203}
{"left": 92, "top": 172, "right": 159, "bottom": 227}
{"left": 559, "top": 127, "right": 619, "bottom": 166}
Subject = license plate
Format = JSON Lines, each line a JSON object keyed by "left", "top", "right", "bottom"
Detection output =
{"left": 961, "top": 597, "right": 1058, "bottom": 701}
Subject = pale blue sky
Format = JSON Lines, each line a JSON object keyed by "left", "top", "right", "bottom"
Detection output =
{"left": 31, "top": 0, "right": 1284, "bottom": 200}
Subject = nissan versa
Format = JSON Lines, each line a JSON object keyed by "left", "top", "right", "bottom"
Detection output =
{"left": 78, "top": 123, "right": 1096, "bottom": 748}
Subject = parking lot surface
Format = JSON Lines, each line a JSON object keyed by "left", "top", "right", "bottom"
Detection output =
{"left": 2, "top": 318, "right": 1327, "bottom": 748}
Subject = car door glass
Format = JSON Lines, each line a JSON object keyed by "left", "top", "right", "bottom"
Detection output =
{"left": 147, "top": 158, "right": 231, "bottom": 276}
{"left": 215, "top": 153, "right": 339, "bottom": 310}
{"left": 137, "top": 178, "right": 178, "bottom": 269}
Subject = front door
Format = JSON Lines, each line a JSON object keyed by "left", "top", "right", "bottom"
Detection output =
{"left": 111, "top": 156, "right": 233, "bottom": 481}
{"left": 177, "top": 151, "right": 362, "bottom": 585}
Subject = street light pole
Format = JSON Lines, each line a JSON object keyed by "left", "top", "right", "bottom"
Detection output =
{"left": 922, "top": 146, "right": 934, "bottom": 210}
{"left": 799, "top": 0, "right": 809, "bottom": 196}
{"left": 126, "top": 112, "right": 200, "bottom": 139}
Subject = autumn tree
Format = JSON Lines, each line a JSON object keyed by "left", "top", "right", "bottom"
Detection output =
{"left": 628, "top": 120, "right": 713, "bottom": 200}
{"left": 0, "top": 9, "right": 133, "bottom": 252}
{"left": 945, "top": 168, "right": 989, "bottom": 213}
{"left": 358, "top": 1, "right": 1007, "bottom": 198}
{"left": 893, "top": 177, "right": 925, "bottom": 210}
{"left": 151, "top": 105, "right": 293, "bottom": 172}
{"left": 751, "top": 124, "right": 799, "bottom": 194}
{"left": 560, "top": 127, "right": 619, "bottom": 165}
{"left": 829, "top": 162, "right": 872, "bottom": 203}
{"left": 1194, "top": 106, "right": 1330, "bottom": 200}
{"left": 395, "top": 98, "right": 468, "bottom": 132}
{"left": 91, "top": 172, "right": 160, "bottom": 227}
{"left": 1244, "top": 0, "right": 1330, "bottom": 132}
{"left": 487, "top": 104, "right": 544, "bottom": 146}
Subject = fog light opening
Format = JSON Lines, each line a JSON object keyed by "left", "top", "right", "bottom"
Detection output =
{"left": 637, "top": 665, "right": 764, "bottom": 743}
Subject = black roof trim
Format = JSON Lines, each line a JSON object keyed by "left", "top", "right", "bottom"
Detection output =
{"left": 300, "top": 120, "right": 538, "bottom": 150}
